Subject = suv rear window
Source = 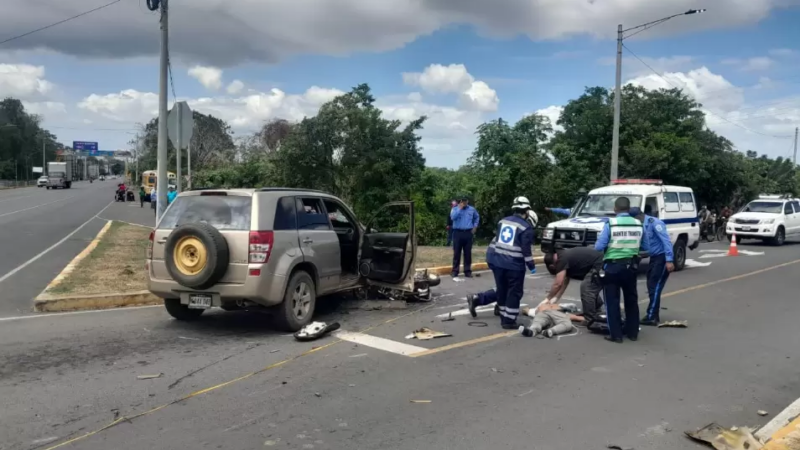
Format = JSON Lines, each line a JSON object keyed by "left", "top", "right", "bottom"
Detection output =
{"left": 159, "top": 195, "right": 252, "bottom": 230}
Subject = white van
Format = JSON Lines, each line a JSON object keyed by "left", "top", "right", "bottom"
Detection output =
{"left": 540, "top": 179, "right": 701, "bottom": 274}
{"left": 726, "top": 195, "right": 800, "bottom": 246}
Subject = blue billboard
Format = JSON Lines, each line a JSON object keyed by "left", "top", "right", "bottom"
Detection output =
{"left": 73, "top": 141, "right": 98, "bottom": 152}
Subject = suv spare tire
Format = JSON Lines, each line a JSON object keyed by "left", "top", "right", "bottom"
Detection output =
{"left": 165, "top": 222, "right": 230, "bottom": 290}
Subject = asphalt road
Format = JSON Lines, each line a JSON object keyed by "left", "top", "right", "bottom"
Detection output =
{"left": 0, "top": 180, "right": 122, "bottom": 317}
{"left": 2, "top": 238, "right": 799, "bottom": 450}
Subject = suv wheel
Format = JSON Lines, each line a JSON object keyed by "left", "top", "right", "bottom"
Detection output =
{"left": 673, "top": 238, "right": 687, "bottom": 272}
{"left": 164, "top": 298, "right": 204, "bottom": 320}
{"left": 771, "top": 226, "right": 786, "bottom": 246}
{"left": 273, "top": 271, "right": 316, "bottom": 331}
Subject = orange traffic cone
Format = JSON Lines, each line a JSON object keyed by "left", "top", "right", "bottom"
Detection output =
{"left": 727, "top": 232, "right": 739, "bottom": 256}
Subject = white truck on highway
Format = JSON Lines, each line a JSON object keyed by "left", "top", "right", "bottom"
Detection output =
{"left": 540, "top": 179, "right": 701, "bottom": 273}
{"left": 46, "top": 161, "right": 73, "bottom": 189}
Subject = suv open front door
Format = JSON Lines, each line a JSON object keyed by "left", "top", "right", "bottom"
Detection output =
{"left": 359, "top": 201, "right": 416, "bottom": 292}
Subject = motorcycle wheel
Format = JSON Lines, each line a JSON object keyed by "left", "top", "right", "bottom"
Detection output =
{"left": 706, "top": 226, "right": 717, "bottom": 242}
{"left": 715, "top": 225, "right": 726, "bottom": 242}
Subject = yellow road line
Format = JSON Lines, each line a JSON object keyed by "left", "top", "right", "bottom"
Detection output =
{"left": 409, "top": 331, "right": 517, "bottom": 357}
{"left": 43, "top": 303, "right": 438, "bottom": 450}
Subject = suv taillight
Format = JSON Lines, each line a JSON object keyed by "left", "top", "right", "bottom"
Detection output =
{"left": 249, "top": 231, "right": 274, "bottom": 264}
{"left": 146, "top": 229, "right": 154, "bottom": 259}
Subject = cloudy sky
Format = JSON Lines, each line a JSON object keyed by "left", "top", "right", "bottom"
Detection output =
{"left": 2, "top": 0, "right": 800, "bottom": 168}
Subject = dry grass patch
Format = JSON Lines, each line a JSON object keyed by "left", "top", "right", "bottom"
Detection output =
{"left": 47, "top": 221, "right": 150, "bottom": 296}
{"left": 416, "top": 246, "right": 487, "bottom": 268}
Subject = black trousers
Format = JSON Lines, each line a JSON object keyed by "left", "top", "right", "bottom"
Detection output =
{"left": 603, "top": 261, "right": 639, "bottom": 340}
{"left": 451, "top": 230, "right": 474, "bottom": 276}
{"left": 579, "top": 269, "right": 604, "bottom": 324}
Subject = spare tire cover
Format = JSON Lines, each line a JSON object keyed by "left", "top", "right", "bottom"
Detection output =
{"left": 164, "top": 222, "right": 230, "bottom": 290}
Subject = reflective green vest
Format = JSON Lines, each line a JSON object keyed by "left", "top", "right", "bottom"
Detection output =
{"left": 604, "top": 216, "right": 643, "bottom": 260}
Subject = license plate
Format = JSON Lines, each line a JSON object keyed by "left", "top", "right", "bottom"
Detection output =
{"left": 188, "top": 294, "right": 212, "bottom": 309}
{"left": 741, "top": 226, "right": 751, "bottom": 231}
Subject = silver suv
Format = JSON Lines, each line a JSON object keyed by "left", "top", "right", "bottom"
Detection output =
{"left": 147, "top": 188, "right": 418, "bottom": 330}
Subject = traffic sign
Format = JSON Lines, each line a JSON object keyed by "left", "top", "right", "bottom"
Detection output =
{"left": 33, "top": 166, "right": 43, "bottom": 173}
{"left": 73, "top": 141, "right": 98, "bottom": 152}
{"left": 167, "top": 101, "right": 194, "bottom": 149}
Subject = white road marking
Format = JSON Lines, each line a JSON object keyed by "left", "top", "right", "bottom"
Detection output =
{"left": 756, "top": 397, "right": 800, "bottom": 441}
{"left": 0, "top": 305, "right": 161, "bottom": 322}
{"left": 699, "top": 253, "right": 728, "bottom": 259}
{"left": 684, "top": 259, "right": 713, "bottom": 268}
{"left": 738, "top": 250, "right": 765, "bottom": 256}
{"left": 699, "top": 249, "right": 727, "bottom": 253}
{"left": 0, "top": 196, "right": 79, "bottom": 218}
{"left": 0, "top": 193, "right": 40, "bottom": 204}
{"left": 0, "top": 201, "right": 114, "bottom": 285}
{"left": 333, "top": 331, "right": 426, "bottom": 356}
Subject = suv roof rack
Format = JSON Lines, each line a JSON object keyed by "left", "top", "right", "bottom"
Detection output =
{"left": 258, "top": 187, "right": 328, "bottom": 194}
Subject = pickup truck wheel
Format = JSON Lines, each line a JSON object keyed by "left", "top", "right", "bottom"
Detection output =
{"left": 545, "top": 253, "right": 558, "bottom": 275}
{"left": 673, "top": 238, "right": 687, "bottom": 272}
{"left": 164, "top": 298, "right": 204, "bottom": 320}
{"left": 273, "top": 271, "right": 316, "bottom": 332}
{"left": 46, "top": 186, "right": 50, "bottom": 190}
{"left": 770, "top": 226, "right": 786, "bottom": 246}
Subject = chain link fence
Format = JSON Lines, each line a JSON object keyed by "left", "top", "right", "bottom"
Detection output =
{"left": 0, "top": 180, "right": 37, "bottom": 189}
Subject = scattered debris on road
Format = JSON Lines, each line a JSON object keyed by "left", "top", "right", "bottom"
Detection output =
{"left": 314, "top": 392, "right": 321, "bottom": 397}
{"left": 685, "top": 423, "right": 763, "bottom": 449}
{"left": 294, "top": 321, "right": 341, "bottom": 342}
{"left": 757, "top": 410, "right": 769, "bottom": 416}
{"left": 490, "top": 368, "right": 504, "bottom": 373}
{"left": 658, "top": 320, "right": 688, "bottom": 328}
{"left": 407, "top": 327, "right": 452, "bottom": 340}
{"left": 137, "top": 373, "right": 163, "bottom": 380}
{"left": 606, "top": 445, "right": 634, "bottom": 450}
{"left": 178, "top": 336, "right": 200, "bottom": 341}
{"left": 468, "top": 321, "right": 488, "bottom": 327}
{"left": 410, "top": 400, "right": 431, "bottom": 403}
{"left": 441, "top": 312, "right": 455, "bottom": 322}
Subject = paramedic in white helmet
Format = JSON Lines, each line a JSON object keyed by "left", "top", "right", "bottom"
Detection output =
{"left": 467, "top": 196, "right": 537, "bottom": 329}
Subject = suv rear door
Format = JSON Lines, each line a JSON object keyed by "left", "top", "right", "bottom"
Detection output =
{"left": 295, "top": 197, "right": 341, "bottom": 294}
{"left": 359, "top": 201, "right": 417, "bottom": 292}
{"left": 152, "top": 191, "right": 253, "bottom": 284}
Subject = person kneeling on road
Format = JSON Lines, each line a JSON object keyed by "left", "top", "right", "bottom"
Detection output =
{"left": 467, "top": 196, "right": 536, "bottom": 329}
{"left": 543, "top": 247, "right": 604, "bottom": 328}
{"left": 519, "top": 303, "right": 576, "bottom": 338}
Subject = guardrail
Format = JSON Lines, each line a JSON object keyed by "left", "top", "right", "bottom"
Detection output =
{"left": 0, "top": 180, "right": 38, "bottom": 189}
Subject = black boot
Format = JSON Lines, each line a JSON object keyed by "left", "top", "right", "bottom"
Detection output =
{"left": 494, "top": 304, "right": 500, "bottom": 316}
{"left": 467, "top": 294, "right": 478, "bottom": 318}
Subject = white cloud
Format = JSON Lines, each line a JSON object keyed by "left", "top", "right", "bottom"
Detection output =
{"left": 0, "top": 1, "right": 790, "bottom": 66}
{"left": 77, "top": 89, "right": 159, "bottom": 122}
{"left": 188, "top": 65, "right": 223, "bottom": 90}
{"left": 721, "top": 56, "right": 774, "bottom": 71}
{"left": 403, "top": 64, "right": 498, "bottom": 112}
{"left": 0, "top": 64, "right": 53, "bottom": 100}
{"left": 534, "top": 105, "right": 564, "bottom": 131}
{"left": 769, "top": 48, "right": 796, "bottom": 57}
{"left": 226, "top": 80, "right": 244, "bottom": 95}
{"left": 627, "top": 66, "right": 744, "bottom": 114}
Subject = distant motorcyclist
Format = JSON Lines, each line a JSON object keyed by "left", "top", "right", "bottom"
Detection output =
{"left": 720, "top": 205, "right": 732, "bottom": 219}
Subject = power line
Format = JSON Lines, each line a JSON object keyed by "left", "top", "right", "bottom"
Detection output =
{"left": 623, "top": 43, "right": 795, "bottom": 139}
{"left": 0, "top": 0, "right": 125, "bottom": 46}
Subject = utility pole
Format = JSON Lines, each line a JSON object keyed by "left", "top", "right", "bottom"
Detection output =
{"left": 187, "top": 141, "right": 192, "bottom": 190}
{"left": 794, "top": 127, "right": 798, "bottom": 166}
{"left": 42, "top": 136, "right": 46, "bottom": 176}
{"left": 156, "top": 0, "right": 169, "bottom": 222}
{"left": 610, "top": 23, "right": 623, "bottom": 182}
{"left": 176, "top": 104, "right": 182, "bottom": 192}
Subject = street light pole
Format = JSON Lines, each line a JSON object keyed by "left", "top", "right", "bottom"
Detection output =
{"left": 609, "top": 9, "right": 706, "bottom": 182}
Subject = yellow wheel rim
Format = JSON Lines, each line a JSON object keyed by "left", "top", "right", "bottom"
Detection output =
{"left": 173, "top": 236, "right": 207, "bottom": 276}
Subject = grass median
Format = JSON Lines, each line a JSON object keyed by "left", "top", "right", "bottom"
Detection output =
{"left": 44, "top": 222, "right": 486, "bottom": 297}
{"left": 47, "top": 221, "right": 151, "bottom": 296}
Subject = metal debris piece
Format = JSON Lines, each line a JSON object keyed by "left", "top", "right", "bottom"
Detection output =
{"left": 468, "top": 321, "right": 488, "bottom": 327}
{"left": 658, "top": 320, "right": 688, "bottom": 328}
{"left": 685, "top": 423, "right": 763, "bottom": 450}
{"left": 441, "top": 312, "right": 455, "bottom": 322}
{"left": 607, "top": 445, "right": 634, "bottom": 450}
{"left": 757, "top": 410, "right": 768, "bottom": 416}
{"left": 294, "top": 321, "right": 341, "bottom": 342}
{"left": 137, "top": 373, "right": 163, "bottom": 380}
{"left": 410, "top": 400, "right": 431, "bottom": 403}
{"left": 314, "top": 392, "right": 321, "bottom": 397}
{"left": 411, "top": 327, "right": 452, "bottom": 340}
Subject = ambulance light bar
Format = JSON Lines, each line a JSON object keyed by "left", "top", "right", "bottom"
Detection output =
{"left": 611, "top": 179, "right": 663, "bottom": 185}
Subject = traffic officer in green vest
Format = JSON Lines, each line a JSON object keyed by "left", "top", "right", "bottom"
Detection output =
{"left": 594, "top": 196, "right": 649, "bottom": 343}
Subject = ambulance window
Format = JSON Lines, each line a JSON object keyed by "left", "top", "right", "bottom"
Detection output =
{"left": 792, "top": 201, "right": 800, "bottom": 213}
{"left": 679, "top": 192, "right": 695, "bottom": 212}
{"left": 664, "top": 192, "right": 680, "bottom": 212}
{"left": 784, "top": 203, "right": 793, "bottom": 215}
{"left": 645, "top": 196, "right": 659, "bottom": 218}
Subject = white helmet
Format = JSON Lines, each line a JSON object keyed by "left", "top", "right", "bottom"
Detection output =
{"left": 526, "top": 210, "right": 539, "bottom": 227}
{"left": 512, "top": 196, "right": 531, "bottom": 210}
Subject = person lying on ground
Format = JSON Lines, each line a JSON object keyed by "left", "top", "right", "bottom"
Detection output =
{"left": 543, "top": 247, "right": 604, "bottom": 325}
{"left": 519, "top": 303, "right": 576, "bottom": 338}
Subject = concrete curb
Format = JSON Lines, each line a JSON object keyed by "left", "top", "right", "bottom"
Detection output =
{"left": 34, "top": 290, "right": 161, "bottom": 312}
{"left": 423, "top": 255, "right": 545, "bottom": 276}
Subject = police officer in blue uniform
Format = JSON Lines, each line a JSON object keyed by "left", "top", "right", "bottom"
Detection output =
{"left": 467, "top": 196, "right": 536, "bottom": 329}
{"left": 594, "top": 197, "right": 649, "bottom": 343}
{"left": 632, "top": 206, "right": 675, "bottom": 326}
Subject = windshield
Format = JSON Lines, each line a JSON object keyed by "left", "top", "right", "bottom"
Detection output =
{"left": 575, "top": 194, "right": 642, "bottom": 217}
{"left": 742, "top": 201, "right": 783, "bottom": 214}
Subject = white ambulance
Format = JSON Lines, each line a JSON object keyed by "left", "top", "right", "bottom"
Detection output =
{"left": 540, "top": 179, "right": 701, "bottom": 274}
{"left": 726, "top": 194, "right": 800, "bottom": 246}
